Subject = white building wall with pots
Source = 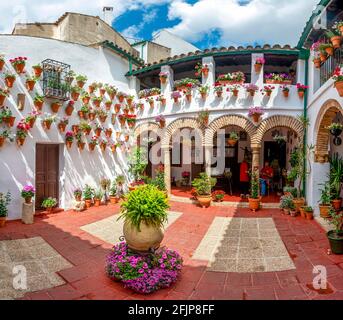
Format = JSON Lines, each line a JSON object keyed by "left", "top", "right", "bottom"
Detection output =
{"left": 0, "top": 35, "right": 136, "bottom": 220}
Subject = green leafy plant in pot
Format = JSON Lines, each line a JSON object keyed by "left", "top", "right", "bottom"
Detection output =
{"left": 0, "top": 191, "right": 11, "bottom": 227}
{"left": 83, "top": 185, "right": 94, "bottom": 209}
{"left": 330, "top": 153, "right": 343, "bottom": 211}
{"left": 109, "top": 181, "right": 119, "bottom": 204}
{"left": 118, "top": 185, "right": 169, "bottom": 252}
{"left": 325, "top": 207, "right": 343, "bottom": 254}
{"left": 318, "top": 182, "right": 332, "bottom": 218}
{"left": 41, "top": 197, "right": 57, "bottom": 214}
{"left": 128, "top": 147, "right": 148, "bottom": 190}
{"left": 192, "top": 172, "right": 217, "bottom": 208}
{"left": 93, "top": 189, "right": 104, "bottom": 207}
{"left": 249, "top": 170, "right": 261, "bottom": 212}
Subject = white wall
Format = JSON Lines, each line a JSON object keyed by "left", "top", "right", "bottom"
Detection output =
{"left": 0, "top": 35, "right": 133, "bottom": 220}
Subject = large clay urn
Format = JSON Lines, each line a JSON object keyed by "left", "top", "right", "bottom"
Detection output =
{"left": 123, "top": 220, "right": 164, "bottom": 252}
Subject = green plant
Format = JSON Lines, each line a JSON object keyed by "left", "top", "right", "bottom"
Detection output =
{"left": 109, "top": 181, "right": 117, "bottom": 197}
{"left": 75, "top": 75, "right": 88, "bottom": 82}
{"left": 303, "top": 206, "right": 313, "bottom": 212}
{"left": 82, "top": 185, "right": 94, "bottom": 200}
{"left": 228, "top": 132, "right": 239, "bottom": 140}
{"left": 33, "top": 93, "right": 44, "bottom": 102}
{"left": 0, "top": 191, "right": 11, "bottom": 217}
{"left": 150, "top": 168, "right": 166, "bottom": 192}
{"left": 283, "top": 186, "right": 297, "bottom": 198}
{"left": 327, "top": 123, "right": 343, "bottom": 131}
{"left": 118, "top": 185, "right": 169, "bottom": 231}
{"left": 329, "top": 153, "right": 343, "bottom": 200}
{"left": 94, "top": 189, "right": 104, "bottom": 200}
{"left": 128, "top": 147, "right": 148, "bottom": 182}
{"left": 192, "top": 173, "right": 217, "bottom": 196}
{"left": 279, "top": 195, "right": 293, "bottom": 210}
{"left": 250, "top": 170, "right": 259, "bottom": 199}
{"left": 116, "top": 175, "right": 125, "bottom": 185}
{"left": 100, "top": 178, "right": 111, "bottom": 191}
{"left": 319, "top": 182, "right": 332, "bottom": 205}
{"left": 325, "top": 207, "right": 343, "bottom": 233}
{"left": 326, "top": 29, "right": 340, "bottom": 39}
{"left": 0, "top": 129, "right": 14, "bottom": 142}
{"left": 41, "top": 197, "right": 57, "bottom": 208}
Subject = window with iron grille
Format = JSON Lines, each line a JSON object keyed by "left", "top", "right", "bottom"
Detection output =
{"left": 42, "top": 59, "right": 71, "bottom": 100}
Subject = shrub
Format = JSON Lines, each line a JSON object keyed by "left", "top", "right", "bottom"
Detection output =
{"left": 41, "top": 197, "right": 57, "bottom": 208}
{"left": 0, "top": 191, "right": 11, "bottom": 217}
{"left": 192, "top": 173, "right": 217, "bottom": 196}
{"left": 109, "top": 181, "right": 117, "bottom": 197}
{"left": 118, "top": 185, "right": 169, "bottom": 231}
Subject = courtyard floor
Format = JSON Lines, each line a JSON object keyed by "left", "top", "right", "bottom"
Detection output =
{"left": 1, "top": 201, "right": 343, "bottom": 300}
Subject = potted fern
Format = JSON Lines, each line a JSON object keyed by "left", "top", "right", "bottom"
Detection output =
{"left": 0, "top": 191, "right": 11, "bottom": 227}
{"left": 119, "top": 185, "right": 169, "bottom": 252}
{"left": 319, "top": 182, "right": 332, "bottom": 218}
{"left": 325, "top": 207, "right": 343, "bottom": 254}
{"left": 192, "top": 173, "right": 217, "bottom": 208}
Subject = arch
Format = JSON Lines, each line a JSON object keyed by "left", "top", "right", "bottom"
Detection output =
{"left": 204, "top": 114, "right": 256, "bottom": 145}
{"left": 252, "top": 115, "right": 304, "bottom": 145}
{"left": 161, "top": 117, "right": 205, "bottom": 147}
{"left": 314, "top": 99, "right": 343, "bottom": 163}
{"left": 133, "top": 121, "right": 160, "bottom": 140}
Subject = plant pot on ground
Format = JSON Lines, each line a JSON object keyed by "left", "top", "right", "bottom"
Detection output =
{"left": 118, "top": 185, "right": 169, "bottom": 252}
{"left": 325, "top": 208, "right": 343, "bottom": 254}
{"left": 304, "top": 206, "right": 314, "bottom": 220}
{"left": 109, "top": 181, "right": 119, "bottom": 204}
{"left": 192, "top": 173, "right": 217, "bottom": 208}
{"left": 0, "top": 191, "right": 11, "bottom": 228}
{"left": 94, "top": 189, "right": 104, "bottom": 207}
{"left": 41, "top": 197, "right": 57, "bottom": 214}
{"left": 82, "top": 185, "right": 94, "bottom": 209}
{"left": 248, "top": 170, "right": 261, "bottom": 212}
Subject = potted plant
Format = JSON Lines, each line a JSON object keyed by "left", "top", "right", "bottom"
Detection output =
{"left": 88, "top": 136, "right": 98, "bottom": 151}
{"left": 82, "top": 185, "right": 94, "bottom": 208}
{"left": 10, "top": 56, "right": 27, "bottom": 73}
{"left": 109, "top": 182, "right": 119, "bottom": 204}
{"left": 74, "top": 188, "right": 82, "bottom": 202}
{"left": 155, "top": 115, "right": 166, "bottom": 128}
{"left": 159, "top": 71, "right": 168, "bottom": 84}
{"left": 126, "top": 115, "right": 137, "bottom": 128}
{"left": 248, "top": 170, "right": 261, "bottom": 212}
{"left": 312, "top": 53, "right": 321, "bottom": 69}
{"left": 4, "top": 72, "right": 16, "bottom": 88}
{"left": 51, "top": 101, "right": 62, "bottom": 113}
{"left": 41, "top": 115, "right": 55, "bottom": 130}
{"left": 104, "top": 127, "right": 113, "bottom": 139}
{"left": 97, "top": 109, "right": 108, "bottom": 123}
{"left": 325, "top": 207, "right": 343, "bottom": 254}
{"left": 171, "top": 91, "right": 181, "bottom": 104}
{"left": 197, "top": 110, "right": 210, "bottom": 127}
{"left": 75, "top": 75, "right": 87, "bottom": 89}
{"left": 254, "top": 57, "right": 265, "bottom": 73}
{"left": 248, "top": 107, "right": 264, "bottom": 123}
{"left": 65, "top": 131, "right": 74, "bottom": 148}
{"left": 289, "top": 201, "right": 297, "bottom": 217}
{"left": 198, "top": 85, "right": 210, "bottom": 100}
{"left": 326, "top": 29, "right": 341, "bottom": 49}
{"left": 16, "top": 120, "right": 30, "bottom": 146}
{"left": 116, "top": 175, "right": 125, "bottom": 187}
{"left": 25, "top": 75, "right": 38, "bottom": 91}
{"left": 105, "top": 84, "right": 117, "bottom": 100}
{"left": 330, "top": 153, "right": 343, "bottom": 211}
{"left": 181, "top": 171, "right": 190, "bottom": 186}
{"left": 75, "top": 133, "right": 85, "bottom": 150}
{"left": 21, "top": 184, "right": 35, "bottom": 204}
{"left": 25, "top": 111, "right": 40, "bottom": 128}
{"left": 334, "top": 21, "right": 343, "bottom": 36}
{"left": 94, "top": 124, "right": 103, "bottom": 137}
{"left": 92, "top": 96, "right": 102, "bottom": 108}
{"left": 156, "top": 95, "right": 166, "bottom": 107}
{"left": 332, "top": 66, "right": 343, "bottom": 97}
{"left": 195, "top": 62, "right": 209, "bottom": 77}
{"left": 303, "top": 206, "right": 314, "bottom": 220}
{"left": 281, "top": 85, "right": 290, "bottom": 98}
{"left": 273, "top": 134, "right": 287, "bottom": 145}
{"left": 94, "top": 189, "right": 104, "bottom": 207}
{"left": 228, "top": 84, "right": 240, "bottom": 97}
{"left": 261, "top": 85, "right": 275, "bottom": 97}
{"left": 119, "top": 185, "right": 169, "bottom": 252}
{"left": 126, "top": 95, "right": 134, "bottom": 107}
{"left": 0, "top": 191, "right": 11, "bottom": 227}
{"left": 174, "top": 78, "right": 200, "bottom": 91}
{"left": 227, "top": 132, "right": 239, "bottom": 146}
{"left": 32, "top": 64, "right": 43, "bottom": 77}
{"left": 212, "top": 190, "right": 225, "bottom": 202}
{"left": 0, "top": 55, "right": 4, "bottom": 71}
{"left": 296, "top": 83, "right": 308, "bottom": 99}
{"left": 99, "top": 139, "right": 108, "bottom": 152}
{"left": 33, "top": 93, "right": 45, "bottom": 111}
{"left": 280, "top": 195, "right": 293, "bottom": 215}
{"left": 318, "top": 182, "right": 332, "bottom": 218}
{"left": 64, "top": 100, "right": 74, "bottom": 116}
{"left": 0, "top": 129, "right": 14, "bottom": 147}
{"left": 0, "top": 88, "right": 9, "bottom": 106}
{"left": 320, "top": 42, "right": 334, "bottom": 57}
{"left": 65, "top": 70, "right": 76, "bottom": 84}
{"left": 104, "top": 100, "right": 112, "bottom": 111}
{"left": 213, "top": 83, "right": 224, "bottom": 98}
{"left": 192, "top": 172, "right": 217, "bottom": 208}
{"left": 327, "top": 123, "right": 343, "bottom": 137}
{"left": 0, "top": 107, "right": 15, "bottom": 127}
{"left": 244, "top": 84, "right": 259, "bottom": 97}
{"left": 216, "top": 71, "right": 245, "bottom": 85}
{"left": 79, "top": 121, "right": 91, "bottom": 135}
{"left": 41, "top": 197, "right": 57, "bottom": 214}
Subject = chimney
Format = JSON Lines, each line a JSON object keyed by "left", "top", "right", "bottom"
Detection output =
{"left": 103, "top": 7, "right": 114, "bottom": 25}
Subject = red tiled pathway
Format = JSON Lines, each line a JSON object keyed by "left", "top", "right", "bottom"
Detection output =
{"left": 1, "top": 202, "right": 343, "bottom": 300}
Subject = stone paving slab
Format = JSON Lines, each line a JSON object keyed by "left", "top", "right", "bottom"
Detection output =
{"left": 0, "top": 237, "right": 71, "bottom": 300}
{"left": 193, "top": 217, "right": 295, "bottom": 273}
{"left": 80, "top": 211, "right": 182, "bottom": 245}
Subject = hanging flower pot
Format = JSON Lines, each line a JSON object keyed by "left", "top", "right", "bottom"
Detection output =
{"left": 83, "top": 127, "right": 91, "bottom": 135}
{"left": 99, "top": 115, "right": 107, "bottom": 123}
{"left": 254, "top": 63, "right": 262, "bottom": 73}
{"left": 14, "top": 62, "right": 25, "bottom": 74}
{"left": 16, "top": 137, "right": 25, "bottom": 146}
{"left": 43, "top": 120, "right": 52, "bottom": 130}
{"left": 105, "top": 128, "right": 112, "bottom": 138}
{"left": 202, "top": 67, "right": 209, "bottom": 77}
{"left": 298, "top": 91, "right": 304, "bottom": 99}
{"left": 0, "top": 60, "right": 4, "bottom": 71}
{"left": 105, "top": 101, "right": 112, "bottom": 111}
{"left": 58, "top": 122, "right": 66, "bottom": 133}
{"left": 95, "top": 128, "right": 102, "bottom": 137}
{"left": 71, "top": 91, "right": 80, "bottom": 101}
{"left": 93, "top": 100, "right": 101, "bottom": 108}
{"left": 26, "top": 80, "right": 36, "bottom": 91}
{"left": 5, "top": 76, "right": 16, "bottom": 88}
{"left": 66, "top": 140, "right": 73, "bottom": 148}
{"left": 82, "top": 96, "right": 90, "bottom": 105}
{"left": 118, "top": 95, "right": 125, "bottom": 103}
{"left": 249, "top": 107, "right": 264, "bottom": 123}
{"left": 0, "top": 136, "right": 5, "bottom": 148}
{"left": 99, "top": 88, "right": 106, "bottom": 97}
{"left": 0, "top": 95, "right": 6, "bottom": 106}
{"left": 320, "top": 52, "right": 327, "bottom": 63}
{"left": 65, "top": 102, "right": 74, "bottom": 116}
{"left": 100, "top": 142, "right": 107, "bottom": 152}
{"left": 173, "top": 97, "right": 179, "bottom": 103}
{"left": 149, "top": 100, "right": 154, "bottom": 108}
{"left": 27, "top": 117, "right": 36, "bottom": 129}
{"left": 51, "top": 102, "right": 61, "bottom": 113}
{"left": 313, "top": 58, "right": 321, "bottom": 69}
{"left": 114, "top": 104, "right": 121, "bottom": 113}
{"left": 34, "top": 100, "right": 44, "bottom": 111}
{"left": 201, "top": 92, "right": 207, "bottom": 100}
{"left": 124, "top": 135, "right": 129, "bottom": 142}
{"left": 325, "top": 46, "right": 334, "bottom": 56}
{"left": 331, "top": 36, "right": 341, "bottom": 49}
{"left": 334, "top": 81, "right": 343, "bottom": 97}
{"left": 89, "top": 143, "right": 96, "bottom": 151}
{"left": 77, "top": 80, "right": 85, "bottom": 89}
{"left": 119, "top": 117, "right": 126, "bottom": 127}
{"left": 72, "top": 125, "right": 79, "bottom": 134}
{"left": 88, "top": 112, "right": 96, "bottom": 121}
{"left": 4, "top": 116, "right": 16, "bottom": 127}
{"left": 111, "top": 145, "right": 117, "bottom": 153}
{"left": 78, "top": 142, "right": 85, "bottom": 151}
{"left": 160, "top": 76, "right": 167, "bottom": 84}
{"left": 282, "top": 87, "right": 290, "bottom": 98}
{"left": 327, "top": 123, "right": 343, "bottom": 137}
{"left": 32, "top": 65, "right": 43, "bottom": 78}
{"left": 123, "top": 108, "right": 129, "bottom": 116}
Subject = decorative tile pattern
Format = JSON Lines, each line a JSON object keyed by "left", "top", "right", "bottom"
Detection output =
{"left": 0, "top": 237, "right": 71, "bottom": 300}
{"left": 80, "top": 211, "right": 182, "bottom": 245}
{"left": 193, "top": 218, "right": 295, "bottom": 273}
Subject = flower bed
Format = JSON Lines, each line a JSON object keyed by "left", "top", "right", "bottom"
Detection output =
{"left": 106, "top": 242, "right": 182, "bottom": 294}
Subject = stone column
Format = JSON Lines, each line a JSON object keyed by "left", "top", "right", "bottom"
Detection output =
{"left": 251, "top": 144, "right": 261, "bottom": 195}
{"left": 202, "top": 56, "right": 215, "bottom": 87}
{"left": 128, "top": 76, "right": 140, "bottom": 97}
{"left": 22, "top": 203, "right": 34, "bottom": 224}
{"left": 162, "top": 145, "right": 171, "bottom": 194}
{"left": 161, "top": 65, "right": 174, "bottom": 95}
{"left": 251, "top": 53, "right": 264, "bottom": 86}
{"left": 204, "top": 144, "right": 213, "bottom": 177}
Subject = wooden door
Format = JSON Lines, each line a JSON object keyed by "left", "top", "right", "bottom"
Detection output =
{"left": 35, "top": 144, "right": 59, "bottom": 209}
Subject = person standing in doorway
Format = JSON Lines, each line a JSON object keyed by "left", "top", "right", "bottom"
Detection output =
{"left": 240, "top": 157, "right": 250, "bottom": 198}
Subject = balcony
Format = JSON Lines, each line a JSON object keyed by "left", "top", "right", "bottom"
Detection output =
{"left": 320, "top": 47, "right": 343, "bottom": 87}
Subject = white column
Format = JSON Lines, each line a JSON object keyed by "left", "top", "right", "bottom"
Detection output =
{"left": 251, "top": 53, "right": 264, "bottom": 86}
{"left": 204, "top": 144, "right": 213, "bottom": 177}
{"left": 162, "top": 145, "right": 171, "bottom": 194}
{"left": 128, "top": 76, "right": 140, "bottom": 97}
{"left": 161, "top": 65, "right": 174, "bottom": 95}
{"left": 296, "top": 59, "right": 306, "bottom": 84}
{"left": 307, "top": 55, "right": 320, "bottom": 99}
{"left": 202, "top": 56, "right": 215, "bottom": 87}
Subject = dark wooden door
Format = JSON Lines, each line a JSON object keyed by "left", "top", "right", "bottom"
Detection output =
{"left": 36, "top": 144, "right": 59, "bottom": 209}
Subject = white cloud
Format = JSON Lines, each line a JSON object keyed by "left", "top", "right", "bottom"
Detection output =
{"left": 165, "top": 0, "right": 319, "bottom": 47}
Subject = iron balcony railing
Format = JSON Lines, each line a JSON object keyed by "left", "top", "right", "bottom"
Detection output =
{"left": 320, "top": 47, "right": 343, "bottom": 87}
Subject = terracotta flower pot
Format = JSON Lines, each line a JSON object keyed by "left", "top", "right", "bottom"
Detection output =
{"left": 34, "top": 100, "right": 44, "bottom": 111}
{"left": 216, "top": 91, "right": 223, "bottom": 98}
{"left": 313, "top": 58, "right": 321, "bottom": 69}
{"left": 197, "top": 195, "right": 212, "bottom": 208}
{"left": 299, "top": 206, "right": 306, "bottom": 219}
{"left": 227, "top": 139, "right": 238, "bottom": 147}
{"left": 100, "top": 144, "right": 107, "bottom": 152}
{"left": 331, "top": 36, "right": 341, "bottom": 49}
{"left": 254, "top": 63, "right": 262, "bottom": 73}
{"left": 88, "top": 112, "right": 96, "bottom": 121}
{"left": 17, "top": 137, "right": 25, "bottom": 146}
{"left": 0, "top": 137, "right": 5, "bottom": 148}
{"left": 43, "top": 121, "right": 52, "bottom": 130}
{"left": 109, "top": 93, "right": 116, "bottom": 101}
{"left": 95, "top": 128, "right": 102, "bottom": 137}
{"left": 89, "top": 143, "right": 96, "bottom": 151}
{"left": 298, "top": 91, "right": 305, "bottom": 99}
{"left": 109, "top": 196, "right": 119, "bottom": 204}
{"left": 123, "top": 220, "right": 164, "bottom": 252}
{"left": 201, "top": 93, "right": 207, "bottom": 100}
{"left": 51, "top": 103, "right": 60, "bottom": 113}
{"left": 305, "top": 211, "right": 314, "bottom": 220}
{"left": 77, "top": 81, "right": 85, "bottom": 89}
{"left": 28, "top": 118, "right": 36, "bottom": 128}
{"left": 202, "top": 68, "right": 209, "bottom": 77}
{"left": 85, "top": 199, "right": 92, "bottom": 208}
{"left": 0, "top": 217, "right": 6, "bottom": 228}
{"left": 0, "top": 95, "right": 6, "bottom": 106}
{"left": 71, "top": 92, "right": 80, "bottom": 101}
{"left": 82, "top": 97, "right": 90, "bottom": 105}
{"left": 5, "top": 116, "right": 15, "bottom": 127}
{"left": 186, "top": 95, "right": 192, "bottom": 103}
{"left": 319, "top": 204, "right": 331, "bottom": 218}
{"left": 66, "top": 140, "right": 73, "bottom": 148}
{"left": 124, "top": 135, "right": 129, "bottom": 142}
{"left": 320, "top": 52, "right": 327, "bottom": 63}
{"left": 325, "top": 47, "right": 334, "bottom": 56}
{"left": 5, "top": 77, "right": 15, "bottom": 88}
{"left": 105, "top": 102, "right": 112, "bottom": 111}
{"left": 118, "top": 96, "right": 125, "bottom": 103}
{"left": 111, "top": 146, "right": 117, "bottom": 153}
{"left": 99, "top": 116, "right": 107, "bottom": 123}
{"left": 99, "top": 89, "right": 106, "bottom": 97}
{"left": 335, "top": 81, "right": 343, "bottom": 97}
{"left": 0, "top": 60, "right": 4, "bottom": 71}
{"left": 94, "top": 199, "right": 101, "bottom": 207}
{"left": 65, "top": 104, "right": 74, "bottom": 116}
{"left": 160, "top": 77, "right": 167, "bottom": 84}
{"left": 232, "top": 89, "right": 239, "bottom": 97}
{"left": 283, "top": 90, "right": 289, "bottom": 98}
{"left": 149, "top": 101, "right": 154, "bottom": 108}
{"left": 83, "top": 128, "right": 91, "bottom": 135}
{"left": 93, "top": 100, "right": 101, "bottom": 108}
{"left": 105, "top": 129, "right": 112, "bottom": 138}
{"left": 26, "top": 80, "right": 35, "bottom": 91}
{"left": 332, "top": 199, "right": 342, "bottom": 211}
{"left": 293, "top": 198, "right": 305, "bottom": 213}
{"left": 88, "top": 86, "right": 95, "bottom": 94}
{"left": 114, "top": 104, "right": 121, "bottom": 113}
{"left": 173, "top": 97, "right": 179, "bottom": 103}
{"left": 159, "top": 120, "right": 166, "bottom": 128}
{"left": 15, "top": 63, "right": 25, "bottom": 74}
{"left": 252, "top": 113, "right": 261, "bottom": 123}
{"left": 33, "top": 66, "right": 42, "bottom": 78}
{"left": 248, "top": 197, "right": 261, "bottom": 212}
{"left": 58, "top": 123, "right": 66, "bottom": 133}
{"left": 25, "top": 197, "right": 32, "bottom": 204}
{"left": 75, "top": 195, "right": 82, "bottom": 202}
{"left": 72, "top": 125, "right": 79, "bottom": 134}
